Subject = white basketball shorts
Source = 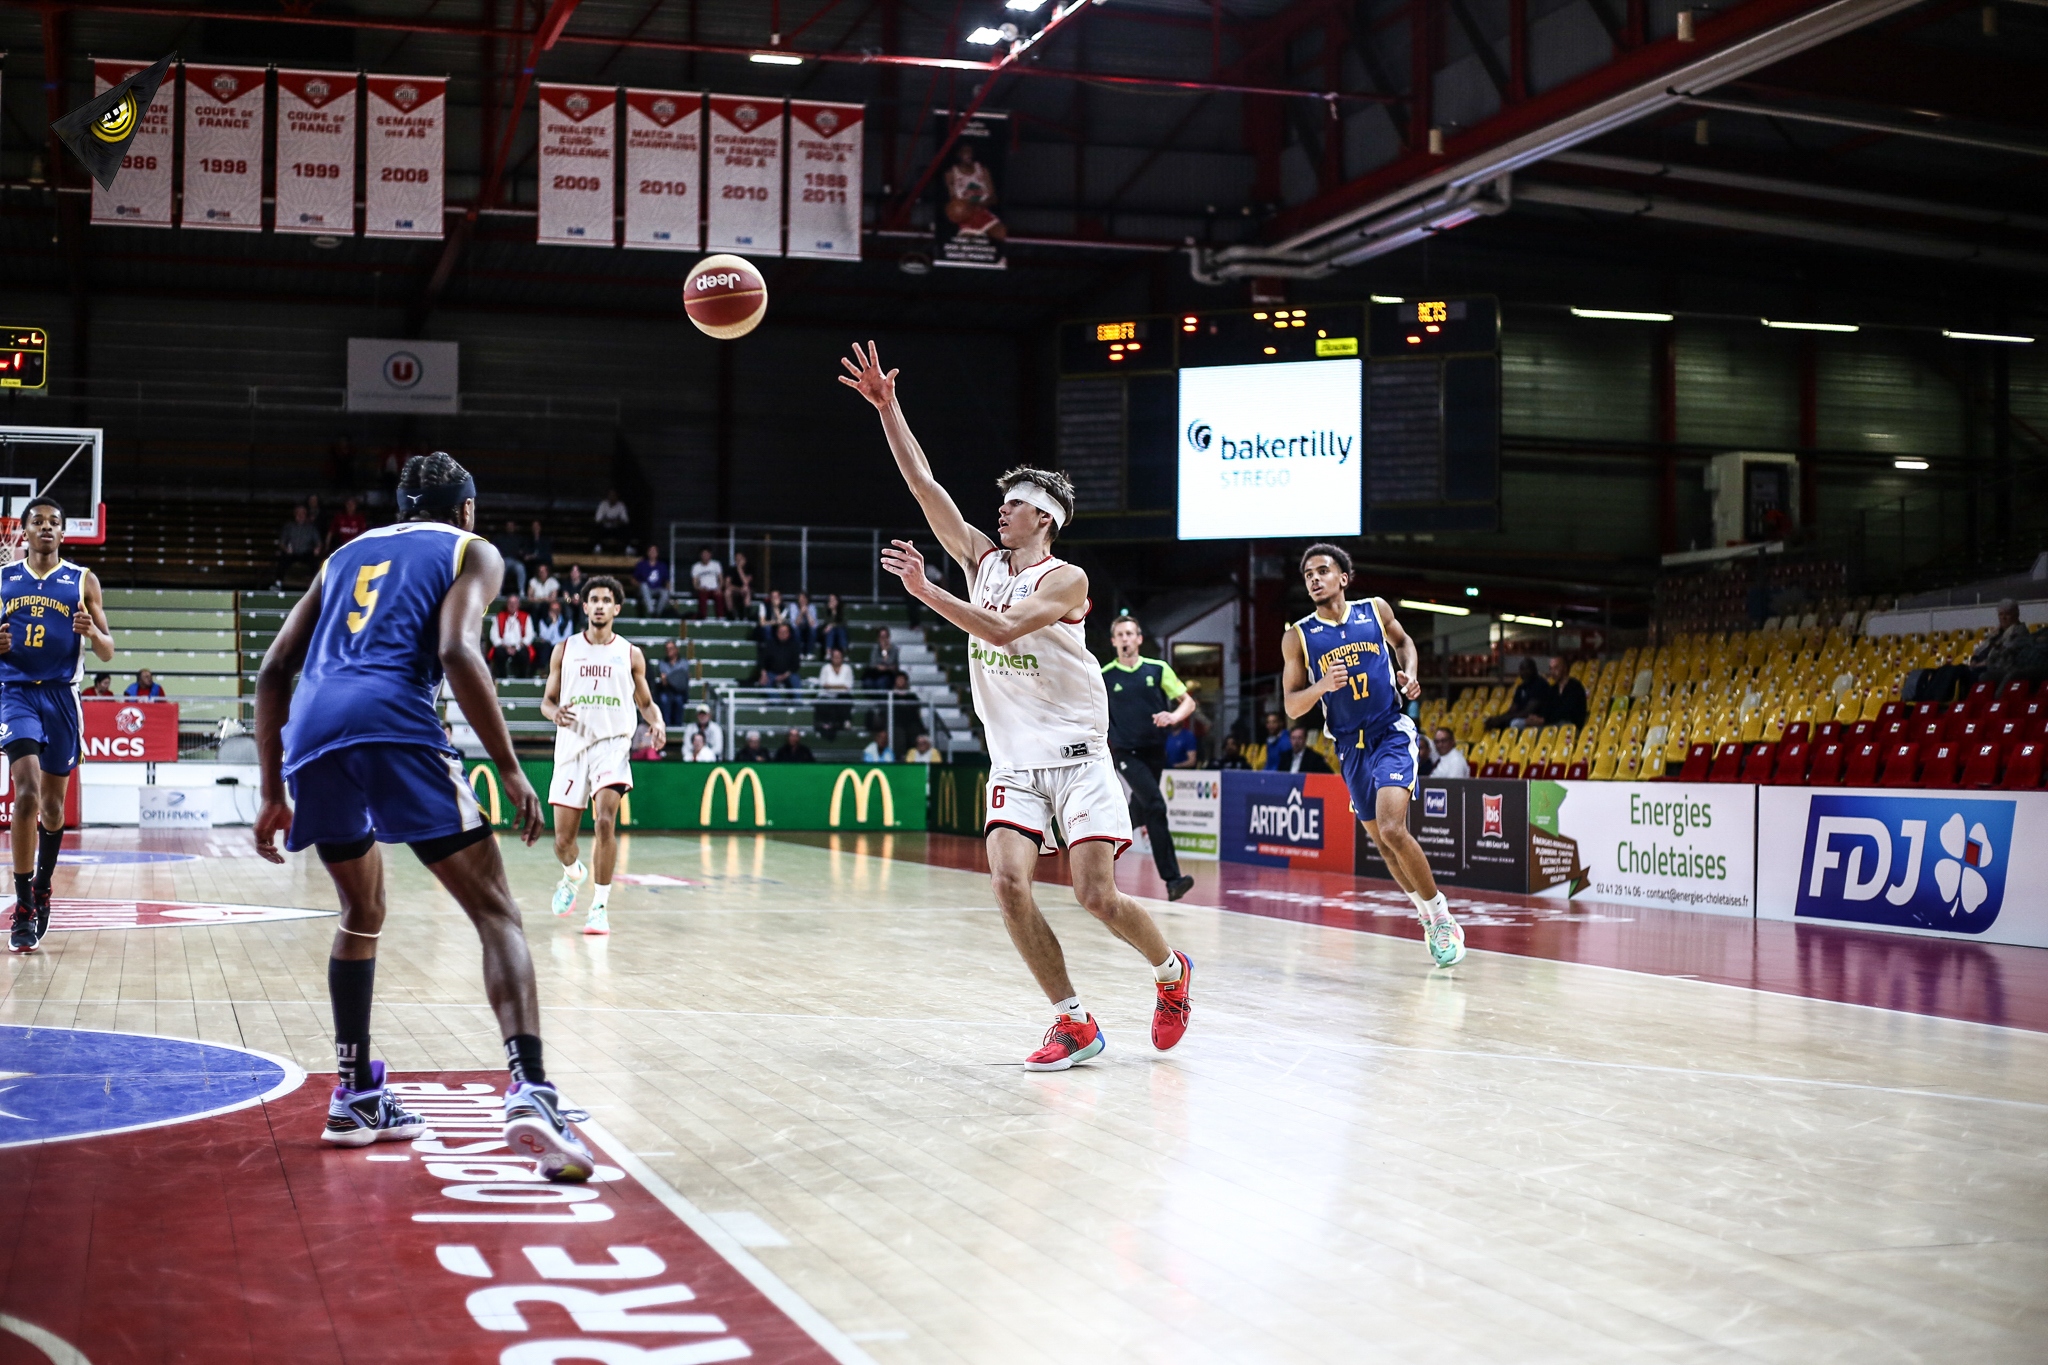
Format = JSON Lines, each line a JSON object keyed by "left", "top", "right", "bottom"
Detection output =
{"left": 550, "top": 734, "right": 634, "bottom": 809}
{"left": 984, "top": 758, "right": 1133, "bottom": 857}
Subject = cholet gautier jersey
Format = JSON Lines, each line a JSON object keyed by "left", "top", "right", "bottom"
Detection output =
{"left": 1294, "top": 598, "right": 1403, "bottom": 743}
{"left": 968, "top": 548, "right": 1108, "bottom": 770}
{"left": 0, "top": 559, "right": 87, "bottom": 685}
{"left": 282, "top": 521, "right": 477, "bottom": 775}
{"left": 553, "top": 630, "right": 637, "bottom": 759}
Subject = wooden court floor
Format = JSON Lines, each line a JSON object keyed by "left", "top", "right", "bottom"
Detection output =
{"left": 4, "top": 829, "right": 2045, "bottom": 1364}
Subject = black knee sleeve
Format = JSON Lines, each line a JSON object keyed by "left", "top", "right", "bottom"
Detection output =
{"left": 315, "top": 835, "right": 377, "bottom": 864}
{"left": 409, "top": 821, "right": 493, "bottom": 866}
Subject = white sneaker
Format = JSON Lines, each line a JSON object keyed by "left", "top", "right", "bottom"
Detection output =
{"left": 1423, "top": 904, "right": 1467, "bottom": 968}
{"left": 551, "top": 862, "right": 586, "bottom": 917}
{"left": 582, "top": 906, "right": 610, "bottom": 936}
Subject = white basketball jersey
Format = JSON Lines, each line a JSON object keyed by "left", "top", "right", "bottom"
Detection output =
{"left": 554, "top": 630, "right": 637, "bottom": 758}
{"left": 967, "top": 549, "right": 1108, "bottom": 770}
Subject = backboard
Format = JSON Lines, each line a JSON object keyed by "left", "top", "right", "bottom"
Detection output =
{"left": 0, "top": 426, "right": 106, "bottom": 546}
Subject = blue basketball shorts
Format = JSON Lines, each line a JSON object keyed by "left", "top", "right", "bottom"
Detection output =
{"left": 285, "top": 742, "right": 487, "bottom": 853}
{"left": 0, "top": 680, "right": 83, "bottom": 776}
{"left": 1337, "top": 716, "right": 1421, "bottom": 820}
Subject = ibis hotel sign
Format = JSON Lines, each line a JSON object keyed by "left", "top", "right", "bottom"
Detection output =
{"left": 347, "top": 338, "right": 459, "bottom": 413}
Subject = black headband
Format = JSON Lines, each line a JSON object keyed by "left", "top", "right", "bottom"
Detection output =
{"left": 398, "top": 475, "right": 475, "bottom": 518}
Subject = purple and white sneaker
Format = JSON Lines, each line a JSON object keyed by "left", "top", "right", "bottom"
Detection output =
{"left": 503, "top": 1081, "right": 596, "bottom": 1183}
{"left": 321, "top": 1060, "right": 429, "bottom": 1147}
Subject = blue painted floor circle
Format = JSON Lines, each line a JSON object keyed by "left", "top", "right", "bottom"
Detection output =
{"left": 0, "top": 1026, "right": 305, "bottom": 1148}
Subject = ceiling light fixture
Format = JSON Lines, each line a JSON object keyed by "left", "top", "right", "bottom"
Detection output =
{"left": 1762, "top": 319, "right": 1858, "bottom": 333}
{"left": 1500, "top": 612, "right": 1562, "bottom": 627}
{"left": 749, "top": 51, "right": 804, "bottom": 64}
{"left": 1941, "top": 330, "right": 2034, "bottom": 344}
{"left": 1005, "top": 0, "right": 1048, "bottom": 9}
{"left": 965, "top": 26, "right": 1006, "bottom": 43}
{"left": 1894, "top": 458, "right": 1929, "bottom": 471}
{"left": 1370, "top": 294, "right": 1404, "bottom": 304}
{"left": 1571, "top": 307, "right": 1674, "bottom": 322}
{"left": 1398, "top": 599, "right": 1471, "bottom": 616}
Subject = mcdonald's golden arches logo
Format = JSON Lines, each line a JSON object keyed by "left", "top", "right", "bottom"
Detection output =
{"left": 467, "top": 763, "right": 503, "bottom": 825}
{"left": 829, "top": 767, "right": 895, "bottom": 828}
{"left": 700, "top": 766, "right": 768, "bottom": 826}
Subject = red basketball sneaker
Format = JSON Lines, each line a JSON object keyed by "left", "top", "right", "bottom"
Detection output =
{"left": 1024, "top": 1014, "right": 1105, "bottom": 1071}
{"left": 1152, "top": 951, "right": 1194, "bottom": 1051}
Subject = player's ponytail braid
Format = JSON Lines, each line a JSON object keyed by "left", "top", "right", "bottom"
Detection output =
{"left": 398, "top": 452, "right": 474, "bottom": 523}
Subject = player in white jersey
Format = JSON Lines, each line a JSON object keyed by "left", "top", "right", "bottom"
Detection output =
{"left": 541, "top": 576, "right": 664, "bottom": 936}
{"left": 842, "top": 341, "right": 1194, "bottom": 1070}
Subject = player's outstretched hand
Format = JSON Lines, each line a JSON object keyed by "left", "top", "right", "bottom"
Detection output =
{"left": 879, "top": 539, "right": 930, "bottom": 599}
{"left": 504, "top": 770, "right": 547, "bottom": 846}
{"left": 0, "top": 622, "right": 12, "bottom": 655}
{"left": 648, "top": 722, "right": 668, "bottom": 752}
{"left": 1396, "top": 669, "right": 1421, "bottom": 700}
{"left": 837, "top": 341, "right": 898, "bottom": 410}
{"left": 254, "top": 798, "right": 293, "bottom": 864}
{"left": 1322, "top": 661, "right": 1350, "bottom": 695}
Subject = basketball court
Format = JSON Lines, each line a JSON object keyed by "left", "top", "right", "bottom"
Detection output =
{"left": 4, "top": 828, "right": 2042, "bottom": 1363}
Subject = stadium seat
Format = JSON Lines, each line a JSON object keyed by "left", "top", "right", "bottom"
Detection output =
{"left": 1877, "top": 701, "right": 1905, "bottom": 722}
{"left": 1781, "top": 721, "right": 1810, "bottom": 747}
{"left": 1544, "top": 761, "right": 1568, "bottom": 779}
{"left": 1919, "top": 741, "right": 1962, "bottom": 789}
{"left": 1998, "top": 678, "right": 2035, "bottom": 702}
{"left": 1590, "top": 750, "right": 1618, "bottom": 780}
{"left": 1961, "top": 742, "right": 2004, "bottom": 789}
{"left": 2004, "top": 742, "right": 2044, "bottom": 791}
{"left": 1565, "top": 761, "right": 1589, "bottom": 780}
{"left": 1808, "top": 740, "right": 1846, "bottom": 786}
{"left": 1912, "top": 713, "right": 1943, "bottom": 743}
{"left": 1772, "top": 741, "right": 1811, "bottom": 785}
{"left": 1678, "top": 742, "right": 1713, "bottom": 783}
{"left": 1848, "top": 720, "right": 1875, "bottom": 743}
{"left": 1479, "top": 762, "right": 1505, "bottom": 779}
{"left": 1813, "top": 721, "right": 1841, "bottom": 745}
{"left": 1498, "top": 761, "right": 1522, "bottom": 779}
{"left": 1879, "top": 741, "right": 1921, "bottom": 787}
{"left": 1739, "top": 743, "right": 1776, "bottom": 784}
{"left": 1877, "top": 717, "right": 1908, "bottom": 743}
{"left": 1964, "top": 681, "right": 1995, "bottom": 715}
{"left": 1982, "top": 699, "right": 2011, "bottom": 730}
{"left": 1844, "top": 741, "right": 1883, "bottom": 787}
{"left": 1708, "top": 742, "right": 1745, "bottom": 782}
{"left": 1944, "top": 713, "right": 1979, "bottom": 742}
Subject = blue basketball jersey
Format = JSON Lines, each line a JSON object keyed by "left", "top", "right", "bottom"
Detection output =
{"left": 281, "top": 521, "right": 479, "bottom": 775}
{"left": 1293, "top": 599, "right": 1403, "bottom": 743}
{"left": 0, "top": 558, "right": 86, "bottom": 685}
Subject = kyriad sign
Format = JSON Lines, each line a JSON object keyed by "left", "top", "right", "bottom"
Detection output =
{"left": 1757, "top": 788, "right": 2046, "bottom": 947}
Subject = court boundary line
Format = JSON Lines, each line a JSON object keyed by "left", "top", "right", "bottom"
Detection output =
{"left": 0, "top": 1025, "right": 308, "bottom": 1150}
{"left": 582, "top": 1118, "right": 883, "bottom": 1365}
{"left": 0, "top": 1311, "right": 92, "bottom": 1365}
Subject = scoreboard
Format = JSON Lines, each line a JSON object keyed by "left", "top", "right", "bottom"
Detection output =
{"left": 0, "top": 328, "right": 47, "bottom": 391}
{"left": 1054, "top": 298, "right": 1500, "bottom": 536}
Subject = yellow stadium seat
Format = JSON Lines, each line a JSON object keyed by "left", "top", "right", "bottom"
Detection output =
{"left": 1858, "top": 691, "right": 1885, "bottom": 721}
{"left": 1833, "top": 693, "right": 1862, "bottom": 723}
{"left": 1590, "top": 749, "right": 1618, "bottom": 781}
{"left": 1739, "top": 713, "right": 1764, "bottom": 743}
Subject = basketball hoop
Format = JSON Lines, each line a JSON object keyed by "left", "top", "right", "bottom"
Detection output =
{"left": 0, "top": 517, "right": 22, "bottom": 569}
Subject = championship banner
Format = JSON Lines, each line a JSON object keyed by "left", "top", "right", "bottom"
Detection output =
{"left": 928, "top": 109, "right": 1007, "bottom": 269}
{"left": 786, "top": 100, "right": 862, "bottom": 260}
{"left": 274, "top": 69, "right": 357, "bottom": 235}
{"left": 623, "top": 88, "right": 702, "bottom": 251}
{"left": 364, "top": 74, "right": 445, "bottom": 239}
{"left": 536, "top": 82, "right": 617, "bottom": 246}
{"left": 90, "top": 58, "right": 175, "bottom": 227}
{"left": 705, "top": 94, "right": 783, "bottom": 255}
{"left": 180, "top": 65, "right": 265, "bottom": 230}
{"left": 81, "top": 699, "right": 180, "bottom": 762}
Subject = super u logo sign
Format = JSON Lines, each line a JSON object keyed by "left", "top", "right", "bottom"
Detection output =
{"left": 1796, "top": 794, "right": 2015, "bottom": 934}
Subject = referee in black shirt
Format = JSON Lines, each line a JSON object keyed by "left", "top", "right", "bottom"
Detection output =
{"left": 1103, "top": 615, "right": 1198, "bottom": 901}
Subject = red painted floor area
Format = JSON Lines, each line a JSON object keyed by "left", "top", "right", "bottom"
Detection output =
{"left": 0, "top": 1075, "right": 832, "bottom": 1365}
{"left": 790, "top": 832, "right": 2048, "bottom": 1036}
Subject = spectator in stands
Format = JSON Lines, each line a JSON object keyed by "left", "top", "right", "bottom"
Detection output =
{"left": 630, "top": 720, "right": 665, "bottom": 764}
{"left": 688, "top": 704, "right": 723, "bottom": 759}
{"left": 864, "top": 626, "right": 901, "bottom": 690}
{"left": 275, "top": 504, "right": 322, "bottom": 587}
{"left": 690, "top": 548, "right": 725, "bottom": 619}
{"left": 1165, "top": 718, "right": 1199, "bottom": 769}
{"left": 687, "top": 732, "right": 718, "bottom": 763}
{"left": 87, "top": 673, "right": 114, "bottom": 698}
{"left": 305, "top": 493, "right": 328, "bottom": 538}
{"left": 489, "top": 594, "right": 537, "bottom": 678}
{"left": 861, "top": 730, "right": 895, "bottom": 764}
{"left": 560, "top": 565, "right": 588, "bottom": 628}
{"left": 757, "top": 622, "right": 803, "bottom": 695}
{"left": 1430, "top": 727, "right": 1470, "bottom": 779}
{"left": 754, "top": 589, "right": 795, "bottom": 644}
{"left": 820, "top": 593, "right": 849, "bottom": 657}
{"left": 527, "top": 562, "right": 560, "bottom": 606}
{"left": 724, "top": 551, "right": 754, "bottom": 619}
{"left": 735, "top": 730, "right": 772, "bottom": 763}
{"left": 535, "top": 598, "right": 573, "bottom": 651}
{"left": 125, "top": 669, "right": 166, "bottom": 700}
{"left": 1487, "top": 657, "right": 1554, "bottom": 731}
{"left": 594, "top": 489, "right": 632, "bottom": 553}
{"left": 1213, "top": 735, "right": 1250, "bottom": 770}
{"left": 1971, "top": 600, "right": 2030, "bottom": 680}
{"left": 525, "top": 520, "right": 555, "bottom": 581}
{"left": 1281, "top": 725, "right": 1331, "bottom": 774}
{"left": 792, "top": 592, "right": 820, "bottom": 657}
{"left": 655, "top": 640, "right": 693, "bottom": 727}
{"left": 1257, "top": 712, "right": 1292, "bottom": 771}
{"left": 1542, "top": 657, "right": 1588, "bottom": 728}
{"left": 326, "top": 496, "right": 368, "bottom": 554}
{"left": 906, "top": 733, "right": 939, "bottom": 764}
{"left": 633, "top": 545, "right": 673, "bottom": 617}
{"left": 815, "top": 647, "right": 856, "bottom": 739}
{"left": 493, "top": 520, "right": 530, "bottom": 595}
{"left": 877, "top": 671, "right": 923, "bottom": 755}
{"left": 772, "top": 727, "right": 815, "bottom": 763}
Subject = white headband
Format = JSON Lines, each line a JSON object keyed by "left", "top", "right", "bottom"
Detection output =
{"left": 1004, "top": 481, "right": 1067, "bottom": 530}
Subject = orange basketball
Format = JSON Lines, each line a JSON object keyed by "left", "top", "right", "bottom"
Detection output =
{"left": 683, "top": 254, "right": 768, "bottom": 340}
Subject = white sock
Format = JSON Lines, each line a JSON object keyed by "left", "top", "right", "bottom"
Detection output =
{"left": 561, "top": 860, "right": 586, "bottom": 884}
{"left": 1053, "top": 995, "right": 1086, "bottom": 1022}
{"left": 590, "top": 882, "right": 611, "bottom": 913}
{"left": 1420, "top": 892, "right": 1448, "bottom": 919}
{"left": 1406, "top": 890, "right": 1429, "bottom": 913}
{"left": 1152, "top": 951, "right": 1183, "bottom": 984}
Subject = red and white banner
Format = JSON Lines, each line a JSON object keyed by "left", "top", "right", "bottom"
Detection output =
{"left": 536, "top": 83, "right": 617, "bottom": 247}
{"left": 90, "top": 59, "right": 175, "bottom": 227}
{"left": 787, "top": 100, "right": 862, "bottom": 260}
{"left": 181, "top": 65, "right": 266, "bottom": 230}
{"left": 623, "top": 89, "right": 702, "bottom": 251}
{"left": 706, "top": 94, "right": 783, "bottom": 256}
{"left": 275, "top": 69, "right": 357, "bottom": 235}
{"left": 82, "top": 699, "right": 180, "bottom": 762}
{"left": 365, "top": 74, "right": 445, "bottom": 239}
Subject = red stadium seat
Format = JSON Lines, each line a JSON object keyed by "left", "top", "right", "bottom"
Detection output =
{"left": 1964, "top": 681, "right": 1995, "bottom": 716}
{"left": 1678, "top": 742, "right": 1713, "bottom": 783}
{"left": 1543, "top": 762, "right": 1568, "bottom": 780}
{"left": 1814, "top": 721, "right": 1842, "bottom": 744}
{"left": 1479, "top": 762, "right": 1505, "bottom": 779}
{"left": 1708, "top": 742, "right": 1745, "bottom": 783}
{"left": 1919, "top": 742, "right": 1961, "bottom": 789}
{"left": 1912, "top": 713, "right": 1943, "bottom": 743}
{"left": 1772, "top": 741, "right": 1811, "bottom": 785}
{"left": 1808, "top": 740, "right": 1846, "bottom": 786}
{"left": 1781, "top": 721, "right": 1810, "bottom": 746}
{"left": 1848, "top": 720, "right": 1875, "bottom": 743}
{"left": 1879, "top": 741, "right": 1921, "bottom": 787}
{"left": 1961, "top": 742, "right": 2004, "bottom": 789}
{"left": 1998, "top": 678, "right": 2035, "bottom": 702}
{"left": 1877, "top": 717, "right": 1908, "bottom": 744}
{"left": 1844, "top": 741, "right": 1883, "bottom": 787}
{"left": 1739, "top": 743, "right": 1776, "bottom": 784}
{"left": 1953, "top": 718, "right": 1987, "bottom": 747}
{"left": 1498, "top": 761, "right": 1522, "bottom": 779}
{"left": 1982, "top": 699, "right": 2010, "bottom": 730}
{"left": 1566, "top": 761, "right": 1589, "bottom": 780}
{"left": 2006, "top": 742, "right": 2045, "bottom": 791}
{"left": 1878, "top": 701, "right": 1905, "bottom": 722}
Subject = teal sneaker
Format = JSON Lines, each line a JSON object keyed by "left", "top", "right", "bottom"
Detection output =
{"left": 550, "top": 863, "right": 585, "bottom": 916}
{"left": 581, "top": 906, "right": 610, "bottom": 937}
{"left": 1423, "top": 906, "right": 1467, "bottom": 968}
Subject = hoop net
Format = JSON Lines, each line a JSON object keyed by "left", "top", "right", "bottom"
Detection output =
{"left": 0, "top": 518, "right": 20, "bottom": 569}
